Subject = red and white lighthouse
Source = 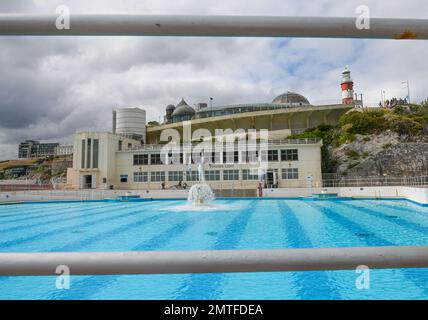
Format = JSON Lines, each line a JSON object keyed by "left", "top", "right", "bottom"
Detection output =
{"left": 341, "top": 66, "right": 354, "bottom": 104}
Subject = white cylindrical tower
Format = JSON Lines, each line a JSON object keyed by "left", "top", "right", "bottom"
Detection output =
{"left": 115, "top": 107, "right": 146, "bottom": 142}
{"left": 341, "top": 66, "right": 354, "bottom": 105}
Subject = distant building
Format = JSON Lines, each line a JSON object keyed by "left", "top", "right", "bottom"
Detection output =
{"left": 18, "top": 140, "right": 59, "bottom": 159}
{"left": 3, "top": 165, "right": 35, "bottom": 179}
{"left": 55, "top": 145, "right": 74, "bottom": 156}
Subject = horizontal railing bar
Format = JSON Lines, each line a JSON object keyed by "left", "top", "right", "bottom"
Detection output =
{"left": 0, "top": 15, "right": 427, "bottom": 39}
{"left": 0, "top": 246, "right": 427, "bottom": 276}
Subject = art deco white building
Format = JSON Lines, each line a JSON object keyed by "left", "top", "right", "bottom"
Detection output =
{"left": 67, "top": 130, "right": 323, "bottom": 190}
{"left": 67, "top": 86, "right": 354, "bottom": 191}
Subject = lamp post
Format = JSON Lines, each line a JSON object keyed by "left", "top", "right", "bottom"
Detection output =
{"left": 359, "top": 93, "right": 364, "bottom": 108}
{"left": 402, "top": 80, "right": 411, "bottom": 103}
{"left": 381, "top": 90, "right": 386, "bottom": 107}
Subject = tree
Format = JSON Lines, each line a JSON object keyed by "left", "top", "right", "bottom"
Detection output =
{"left": 147, "top": 121, "right": 160, "bottom": 127}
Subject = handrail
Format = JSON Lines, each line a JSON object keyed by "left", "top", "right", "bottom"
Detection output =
{"left": 0, "top": 15, "right": 427, "bottom": 40}
{"left": 126, "top": 138, "right": 322, "bottom": 151}
{"left": 0, "top": 246, "right": 427, "bottom": 276}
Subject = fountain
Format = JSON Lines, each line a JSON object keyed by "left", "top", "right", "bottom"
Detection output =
{"left": 167, "top": 161, "right": 239, "bottom": 212}
{"left": 187, "top": 160, "right": 215, "bottom": 206}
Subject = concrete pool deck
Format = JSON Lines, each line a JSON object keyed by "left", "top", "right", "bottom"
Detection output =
{"left": 0, "top": 186, "right": 427, "bottom": 205}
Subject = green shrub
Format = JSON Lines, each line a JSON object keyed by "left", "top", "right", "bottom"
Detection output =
{"left": 382, "top": 143, "right": 392, "bottom": 150}
{"left": 389, "top": 116, "right": 423, "bottom": 135}
{"left": 338, "top": 131, "right": 355, "bottom": 145}
{"left": 339, "top": 109, "right": 388, "bottom": 135}
{"left": 393, "top": 105, "right": 407, "bottom": 115}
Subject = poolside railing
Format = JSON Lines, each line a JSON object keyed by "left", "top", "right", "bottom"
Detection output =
{"left": 321, "top": 175, "right": 428, "bottom": 188}
{"left": 127, "top": 138, "right": 323, "bottom": 152}
{"left": 0, "top": 175, "right": 427, "bottom": 200}
{"left": 1, "top": 246, "right": 427, "bottom": 276}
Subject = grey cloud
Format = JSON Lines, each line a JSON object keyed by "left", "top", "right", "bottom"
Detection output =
{"left": 0, "top": 0, "right": 428, "bottom": 160}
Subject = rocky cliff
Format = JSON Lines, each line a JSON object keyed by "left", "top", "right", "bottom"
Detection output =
{"left": 334, "top": 132, "right": 428, "bottom": 176}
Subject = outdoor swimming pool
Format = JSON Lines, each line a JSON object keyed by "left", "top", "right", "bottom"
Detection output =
{"left": 0, "top": 198, "right": 427, "bottom": 299}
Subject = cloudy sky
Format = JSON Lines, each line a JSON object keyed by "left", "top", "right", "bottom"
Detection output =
{"left": 0, "top": 0, "right": 427, "bottom": 160}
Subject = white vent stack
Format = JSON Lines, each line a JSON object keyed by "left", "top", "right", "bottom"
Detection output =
{"left": 113, "top": 107, "right": 146, "bottom": 143}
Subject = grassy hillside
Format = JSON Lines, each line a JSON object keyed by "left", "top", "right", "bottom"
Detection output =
{"left": 0, "top": 155, "right": 72, "bottom": 181}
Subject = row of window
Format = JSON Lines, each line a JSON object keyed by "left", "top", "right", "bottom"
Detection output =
{"left": 127, "top": 168, "right": 299, "bottom": 183}
{"left": 133, "top": 149, "right": 299, "bottom": 165}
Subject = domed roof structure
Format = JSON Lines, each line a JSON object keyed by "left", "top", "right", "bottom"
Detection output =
{"left": 272, "top": 91, "right": 310, "bottom": 105}
{"left": 172, "top": 99, "right": 196, "bottom": 117}
{"left": 166, "top": 104, "right": 175, "bottom": 111}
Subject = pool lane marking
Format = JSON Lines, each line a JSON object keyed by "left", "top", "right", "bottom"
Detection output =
{"left": 277, "top": 200, "right": 342, "bottom": 300}
{"left": 51, "top": 211, "right": 170, "bottom": 252}
{"left": 0, "top": 202, "right": 130, "bottom": 232}
{"left": 175, "top": 200, "right": 256, "bottom": 300}
{"left": 0, "top": 202, "right": 110, "bottom": 221}
{"left": 0, "top": 202, "right": 181, "bottom": 287}
{"left": 48, "top": 218, "right": 197, "bottom": 300}
{"left": 213, "top": 200, "right": 298, "bottom": 299}
{"left": 0, "top": 201, "right": 165, "bottom": 249}
{"left": 307, "top": 201, "right": 428, "bottom": 297}
{"left": 0, "top": 202, "right": 86, "bottom": 215}
{"left": 366, "top": 200, "right": 428, "bottom": 218}
{"left": 334, "top": 201, "right": 428, "bottom": 238}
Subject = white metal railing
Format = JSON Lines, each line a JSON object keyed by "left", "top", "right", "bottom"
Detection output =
{"left": 1, "top": 246, "right": 427, "bottom": 276}
{"left": 127, "top": 138, "right": 322, "bottom": 152}
{"left": 0, "top": 15, "right": 427, "bottom": 40}
{"left": 322, "top": 175, "right": 428, "bottom": 188}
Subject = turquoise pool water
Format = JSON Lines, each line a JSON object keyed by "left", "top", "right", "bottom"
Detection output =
{"left": 0, "top": 198, "right": 427, "bottom": 300}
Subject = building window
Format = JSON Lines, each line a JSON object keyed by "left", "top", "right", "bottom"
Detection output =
{"left": 168, "top": 153, "right": 183, "bottom": 165}
{"left": 150, "top": 171, "right": 165, "bottom": 182}
{"left": 223, "top": 169, "right": 240, "bottom": 181}
{"left": 168, "top": 171, "right": 183, "bottom": 182}
{"left": 92, "top": 139, "right": 99, "bottom": 169}
{"left": 281, "top": 149, "right": 299, "bottom": 161}
{"left": 134, "top": 154, "right": 149, "bottom": 165}
{"left": 87, "top": 138, "right": 92, "bottom": 169}
{"left": 150, "top": 154, "right": 162, "bottom": 165}
{"left": 204, "top": 170, "right": 220, "bottom": 181}
{"left": 282, "top": 168, "right": 299, "bottom": 180}
{"left": 120, "top": 174, "right": 128, "bottom": 183}
{"left": 268, "top": 150, "right": 278, "bottom": 161}
{"left": 260, "top": 150, "right": 268, "bottom": 162}
{"left": 133, "top": 172, "right": 148, "bottom": 182}
{"left": 223, "top": 151, "right": 239, "bottom": 164}
{"left": 242, "top": 169, "right": 259, "bottom": 180}
{"left": 245, "top": 151, "right": 258, "bottom": 163}
{"left": 81, "top": 139, "right": 85, "bottom": 168}
{"left": 203, "top": 152, "right": 215, "bottom": 164}
{"left": 233, "top": 151, "right": 239, "bottom": 163}
{"left": 186, "top": 171, "right": 199, "bottom": 181}
{"left": 213, "top": 152, "right": 221, "bottom": 163}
